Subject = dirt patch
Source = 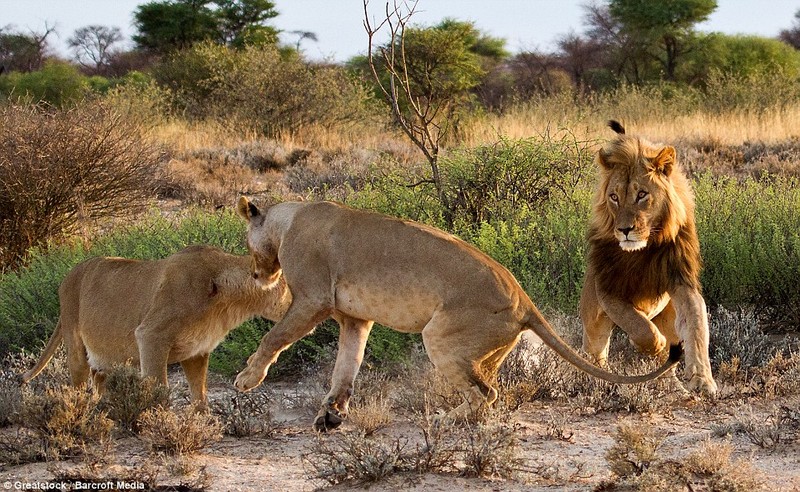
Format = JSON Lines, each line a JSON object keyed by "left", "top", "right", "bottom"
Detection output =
{"left": 2, "top": 377, "right": 799, "bottom": 491}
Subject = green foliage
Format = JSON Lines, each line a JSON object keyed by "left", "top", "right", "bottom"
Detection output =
{"left": 152, "top": 42, "right": 375, "bottom": 136}
{"left": 133, "top": 0, "right": 278, "bottom": 53}
{"left": 133, "top": 1, "right": 220, "bottom": 53}
{"left": 608, "top": 0, "right": 717, "bottom": 80}
{"left": 362, "top": 18, "right": 500, "bottom": 121}
{"left": 685, "top": 34, "right": 800, "bottom": 85}
{"left": 695, "top": 174, "right": 800, "bottom": 326}
{"left": 0, "top": 61, "right": 93, "bottom": 107}
{"left": 440, "top": 132, "right": 595, "bottom": 225}
{"left": 609, "top": 0, "right": 717, "bottom": 32}
{"left": 467, "top": 203, "right": 590, "bottom": 313}
{"left": 216, "top": 0, "right": 279, "bottom": 47}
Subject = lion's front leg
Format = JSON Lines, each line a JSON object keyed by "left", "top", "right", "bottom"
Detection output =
{"left": 314, "top": 316, "right": 373, "bottom": 432}
{"left": 669, "top": 285, "right": 717, "bottom": 396}
{"left": 235, "top": 302, "right": 329, "bottom": 392}
{"left": 595, "top": 289, "right": 667, "bottom": 356}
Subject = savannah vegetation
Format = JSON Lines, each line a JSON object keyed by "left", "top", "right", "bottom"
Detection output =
{"left": 1, "top": 0, "right": 799, "bottom": 489}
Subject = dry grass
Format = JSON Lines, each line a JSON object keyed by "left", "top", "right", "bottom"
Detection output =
{"left": 48, "top": 454, "right": 213, "bottom": 491}
{"left": 304, "top": 410, "right": 521, "bottom": 486}
{"left": 17, "top": 384, "right": 114, "bottom": 460}
{"left": 211, "top": 391, "right": 278, "bottom": 438}
{"left": 99, "top": 364, "right": 171, "bottom": 434}
{"left": 599, "top": 426, "right": 764, "bottom": 491}
{"left": 464, "top": 97, "right": 800, "bottom": 148}
{"left": 138, "top": 405, "right": 223, "bottom": 456}
{"left": 711, "top": 401, "right": 800, "bottom": 450}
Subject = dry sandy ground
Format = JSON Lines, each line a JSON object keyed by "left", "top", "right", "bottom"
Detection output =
{"left": 2, "top": 376, "right": 799, "bottom": 492}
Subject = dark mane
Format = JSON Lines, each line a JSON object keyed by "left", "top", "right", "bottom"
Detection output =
{"left": 587, "top": 224, "right": 702, "bottom": 302}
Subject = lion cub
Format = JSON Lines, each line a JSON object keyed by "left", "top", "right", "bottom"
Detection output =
{"left": 22, "top": 245, "right": 291, "bottom": 404}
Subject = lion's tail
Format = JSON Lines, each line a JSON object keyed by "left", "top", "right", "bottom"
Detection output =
{"left": 522, "top": 309, "right": 682, "bottom": 384}
{"left": 21, "top": 319, "right": 63, "bottom": 384}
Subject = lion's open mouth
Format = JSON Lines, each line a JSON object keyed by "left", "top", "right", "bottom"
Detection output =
{"left": 619, "top": 240, "right": 647, "bottom": 252}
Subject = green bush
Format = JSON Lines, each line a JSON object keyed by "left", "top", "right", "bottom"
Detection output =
{"left": 695, "top": 174, "right": 800, "bottom": 327}
{"left": 0, "top": 61, "right": 114, "bottom": 107}
{"left": 151, "top": 42, "right": 376, "bottom": 136}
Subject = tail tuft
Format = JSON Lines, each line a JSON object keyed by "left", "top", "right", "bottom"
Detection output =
{"left": 668, "top": 342, "right": 684, "bottom": 363}
{"left": 608, "top": 120, "right": 626, "bottom": 135}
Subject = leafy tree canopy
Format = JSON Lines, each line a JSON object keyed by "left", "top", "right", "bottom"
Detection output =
{"left": 133, "top": 0, "right": 278, "bottom": 54}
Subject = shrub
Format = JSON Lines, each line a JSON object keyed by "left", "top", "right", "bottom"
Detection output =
{"left": 152, "top": 43, "right": 376, "bottom": 137}
{"left": 138, "top": 405, "right": 222, "bottom": 455}
{"left": 604, "top": 422, "right": 663, "bottom": 480}
{"left": 0, "top": 101, "right": 162, "bottom": 269}
{"left": 440, "top": 132, "right": 595, "bottom": 225}
{"left": 17, "top": 384, "right": 113, "bottom": 460}
{"left": 601, "top": 433, "right": 764, "bottom": 491}
{"left": 211, "top": 391, "right": 277, "bottom": 437}
{"left": 0, "top": 61, "right": 94, "bottom": 107}
{"left": 708, "top": 307, "right": 780, "bottom": 369}
{"left": 696, "top": 174, "right": 800, "bottom": 328}
{"left": 99, "top": 364, "right": 171, "bottom": 434}
{"left": 305, "top": 414, "right": 520, "bottom": 486}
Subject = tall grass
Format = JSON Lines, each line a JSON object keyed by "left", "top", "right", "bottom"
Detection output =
{"left": 464, "top": 73, "right": 800, "bottom": 146}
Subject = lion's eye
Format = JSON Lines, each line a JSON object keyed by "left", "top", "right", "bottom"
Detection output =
{"left": 636, "top": 191, "right": 648, "bottom": 201}
{"left": 609, "top": 193, "right": 619, "bottom": 203}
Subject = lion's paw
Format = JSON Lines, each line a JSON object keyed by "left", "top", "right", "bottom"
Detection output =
{"left": 630, "top": 330, "right": 667, "bottom": 356}
{"left": 686, "top": 373, "right": 717, "bottom": 397}
{"left": 234, "top": 364, "right": 268, "bottom": 392}
{"left": 313, "top": 408, "right": 345, "bottom": 433}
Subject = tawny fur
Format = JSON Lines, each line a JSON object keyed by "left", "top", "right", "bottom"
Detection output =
{"left": 580, "top": 121, "right": 716, "bottom": 395}
{"left": 234, "top": 197, "right": 681, "bottom": 431}
{"left": 22, "top": 245, "right": 292, "bottom": 405}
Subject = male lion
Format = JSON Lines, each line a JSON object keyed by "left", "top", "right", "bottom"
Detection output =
{"left": 234, "top": 197, "right": 682, "bottom": 431}
{"left": 22, "top": 245, "right": 291, "bottom": 405}
{"left": 580, "top": 121, "right": 717, "bottom": 395}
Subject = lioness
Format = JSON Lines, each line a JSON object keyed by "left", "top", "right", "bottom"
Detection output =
{"left": 234, "top": 197, "right": 682, "bottom": 431}
{"left": 22, "top": 245, "right": 292, "bottom": 404}
{"left": 580, "top": 121, "right": 717, "bottom": 395}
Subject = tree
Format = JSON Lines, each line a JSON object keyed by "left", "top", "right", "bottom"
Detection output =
{"left": 363, "top": 2, "right": 506, "bottom": 225}
{"left": 779, "top": 9, "right": 800, "bottom": 50}
{"left": 132, "top": 0, "right": 278, "bottom": 53}
{"left": 0, "top": 24, "right": 55, "bottom": 73}
{"left": 215, "top": 0, "right": 278, "bottom": 47}
{"left": 556, "top": 31, "right": 606, "bottom": 89}
{"left": 608, "top": 0, "right": 717, "bottom": 81}
{"left": 288, "top": 30, "right": 318, "bottom": 52}
{"left": 133, "top": 1, "right": 218, "bottom": 53}
{"left": 68, "top": 25, "right": 123, "bottom": 74}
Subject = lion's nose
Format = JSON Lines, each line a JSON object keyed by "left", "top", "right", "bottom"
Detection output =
{"left": 618, "top": 226, "right": 634, "bottom": 237}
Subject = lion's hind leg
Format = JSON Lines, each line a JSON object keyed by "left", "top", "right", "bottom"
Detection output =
{"left": 421, "top": 312, "right": 516, "bottom": 421}
{"left": 314, "top": 316, "right": 374, "bottom": 432}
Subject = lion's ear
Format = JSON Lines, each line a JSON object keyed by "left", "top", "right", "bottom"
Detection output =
{"left": 236, "top": 196, "right": 260, "bottom": 222}
{"left": 652, "top": 146, "right": 676, "bottom": 176}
